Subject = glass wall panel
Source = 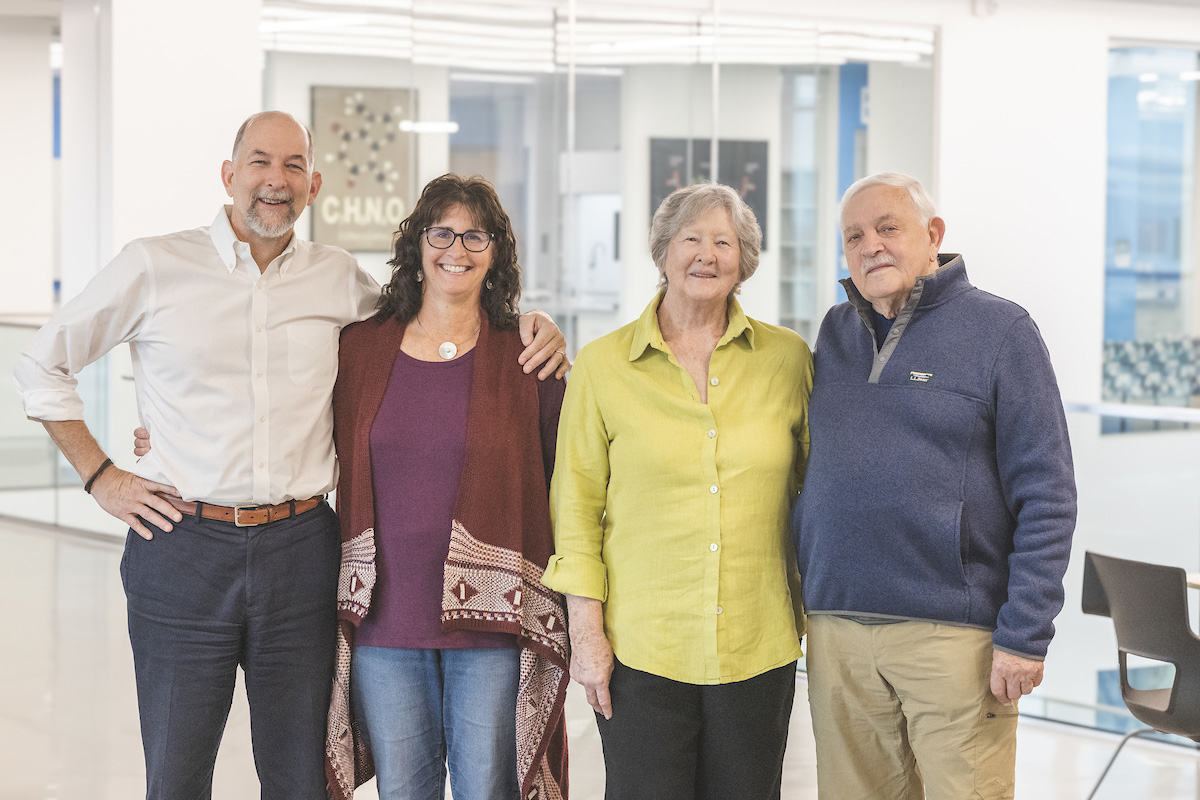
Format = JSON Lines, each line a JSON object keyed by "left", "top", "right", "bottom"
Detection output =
{"left": 255, "top": 0, "right": 934, "bottom": 350}
{"left": 780, "top": 68, "right": 828, "bottom": 340}
{"left": 1104, "top": 46, "right": 1200, "bottom": 432}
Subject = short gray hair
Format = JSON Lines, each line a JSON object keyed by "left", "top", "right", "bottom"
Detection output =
{"left": 648, "top": 182, "right": 761, "bottom": 295}
{"left": 231, "top": 111, "right": 314, "bottom": 169}
{"left": 839, "top": 172, "right": 936, "bottom": 230}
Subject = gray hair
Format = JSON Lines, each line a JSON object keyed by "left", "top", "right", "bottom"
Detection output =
{"left": 648, "top": 182, "right": 761, "bottom": 295}
{"left": 231, "top": 111, "right": 314, "bottom": 169}
{"left": 839, "top": 172, "right": 937, "bottom": 230}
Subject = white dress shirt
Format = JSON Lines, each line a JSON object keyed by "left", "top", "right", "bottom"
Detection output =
{"left": 16, "top": 207, "right": 380, "bottom": 505}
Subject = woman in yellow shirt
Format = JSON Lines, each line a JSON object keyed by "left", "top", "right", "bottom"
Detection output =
{"left": 544, "top": 182, "right": 813, "bottom": 799}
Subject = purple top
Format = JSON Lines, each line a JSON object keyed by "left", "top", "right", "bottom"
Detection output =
{"left": 357, "top": 348, "right": 513, "bottom": 650}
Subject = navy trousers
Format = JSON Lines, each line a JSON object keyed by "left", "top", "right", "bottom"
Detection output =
{"left": 120, "top": 502, "right": 339, "bottom": 800}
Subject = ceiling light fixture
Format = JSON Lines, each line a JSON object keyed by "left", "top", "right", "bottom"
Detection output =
{"left": 399, "top": 120, "right": 460, "bottom": 133}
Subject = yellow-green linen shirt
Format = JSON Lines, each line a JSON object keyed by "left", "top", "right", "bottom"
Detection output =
{"left": 544, "top": 293, "right": 813, "bottom": 685}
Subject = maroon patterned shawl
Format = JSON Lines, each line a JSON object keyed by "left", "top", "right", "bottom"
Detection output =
{"left": 325, "top": 311, "right": 569, "bottom": 800}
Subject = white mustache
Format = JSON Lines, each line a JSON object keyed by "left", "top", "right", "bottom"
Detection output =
{"left": 254, "top": 191, "right": 293, "bottom": 204}
{"left": 861, "top": 254, "right": 894, "bottom": 271}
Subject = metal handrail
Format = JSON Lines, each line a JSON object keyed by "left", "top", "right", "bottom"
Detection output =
{"left": 1064, "top": 400, "right": 1200, "bottom": 425}
{"left": 0, "top": 316, "right": 48, "bottom": 328}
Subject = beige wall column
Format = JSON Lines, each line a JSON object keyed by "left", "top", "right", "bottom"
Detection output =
{"left": 57, "top": 0, "right": 263, "bottom": 463}
{"left": 60, "top": 0, "right": 262, "bottom": 303}
{"left": 0, "top": 14, "right": 55, "bottom": 316}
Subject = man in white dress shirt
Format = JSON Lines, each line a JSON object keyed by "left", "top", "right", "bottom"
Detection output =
{"left": 15, "top": 111, "right": 566, "bottom": 800}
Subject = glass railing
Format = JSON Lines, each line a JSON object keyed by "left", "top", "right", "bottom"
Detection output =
{"left": 1028, "top": 402, "right": 1200, "bottom": 741}
{"left": 0, "top": 318, "right": 125, "bottom": 535}
{"left": 4, "top": 327, "right": 1199, "bottom": 741}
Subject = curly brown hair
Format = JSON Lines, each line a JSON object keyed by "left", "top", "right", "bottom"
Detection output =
{"left": 377, "top": 174, "right": 521, "bottom": 329}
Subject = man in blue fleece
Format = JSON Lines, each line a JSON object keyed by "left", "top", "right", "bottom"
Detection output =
{"left": 793, "top": 173, "right": 1076, "bottom": 800}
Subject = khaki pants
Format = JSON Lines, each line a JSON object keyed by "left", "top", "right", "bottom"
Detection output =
{"left": 806, "top": 615, "right": 1019, "bottom": 800}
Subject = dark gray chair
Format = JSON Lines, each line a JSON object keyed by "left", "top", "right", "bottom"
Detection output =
{"left": 1081, "top": 550, "right": 1200, "bottom": 799}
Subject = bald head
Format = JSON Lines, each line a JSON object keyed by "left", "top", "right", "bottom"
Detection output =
{"left": 232, "top": 111, "right": 314, "bottom": 169}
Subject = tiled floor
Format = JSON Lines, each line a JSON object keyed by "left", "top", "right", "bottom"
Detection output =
{"left": 2, "top": 515, "right": 1198, "bottom": 800}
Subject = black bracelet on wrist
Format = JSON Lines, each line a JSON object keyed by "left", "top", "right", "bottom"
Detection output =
{"left": 84, "top": 458, "right": 114, "bottom": 494}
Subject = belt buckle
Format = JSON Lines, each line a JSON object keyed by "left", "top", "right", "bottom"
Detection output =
{"left": 233, "top": 504, "right": 259, "bottom": 527}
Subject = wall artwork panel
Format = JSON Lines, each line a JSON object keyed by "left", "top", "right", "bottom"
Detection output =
{"left": 649, "top": 137, "right": 769, "bottom": 249}
{"left": 312, "top": 86, "right": 416, "bottom": 251}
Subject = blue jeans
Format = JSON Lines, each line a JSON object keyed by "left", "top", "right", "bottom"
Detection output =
{"left": 352, "top": 646, "right": 521, "bottom": 800}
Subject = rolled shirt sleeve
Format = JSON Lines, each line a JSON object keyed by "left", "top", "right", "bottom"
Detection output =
{"left": 16, "top": 242, "right": 152, "bottom": 421}
{"left": 545, "top": 352, "right": 610, "bottom": 602}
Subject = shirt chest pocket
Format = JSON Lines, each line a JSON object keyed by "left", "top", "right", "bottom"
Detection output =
{"left": 287, "top": 322, "right": 338, "bottom": 389}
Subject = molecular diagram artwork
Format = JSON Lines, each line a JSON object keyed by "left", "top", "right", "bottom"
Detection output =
{"left": 312, "top": 86, "right": 416, "bottom": 250}
{"left": 326, "top": 90, "right": 404, "bottom": 193}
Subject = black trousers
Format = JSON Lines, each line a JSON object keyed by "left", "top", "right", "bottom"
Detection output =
{"left": 596, "top": 658, "right": 797, "bottom": 800}
{"left": 121, "top": 502, "right": 339, "bottom": 800}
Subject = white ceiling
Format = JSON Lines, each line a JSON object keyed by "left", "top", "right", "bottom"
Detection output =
{"left": 4, "top": 0, "right": 1199, "bottom": 68}
{"left": 1099, "top": 0, "right": 1200, "bottom": 6}
{"left": 258, "top": 0, "right": 937, "bottom": 69}
{"left": 0, "top": 0, "right": 60, "bottom": 16}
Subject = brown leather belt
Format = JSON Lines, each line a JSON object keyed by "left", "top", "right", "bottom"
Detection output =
{"left": 164, "top": 495, "right": 324, "bottom": 527}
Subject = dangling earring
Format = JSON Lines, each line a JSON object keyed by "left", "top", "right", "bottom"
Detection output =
{"left": 416, "top": 268, "right": 424, "bottom": 283}
{"left": 485, "top": 278, "right": 494, "bottom": 291}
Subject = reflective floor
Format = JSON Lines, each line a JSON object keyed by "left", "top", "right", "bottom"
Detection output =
{"left": 2, "top": 515, "right": 1198, "bottom": 800}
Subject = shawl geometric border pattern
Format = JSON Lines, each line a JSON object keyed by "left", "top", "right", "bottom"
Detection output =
{"left": 337, "top": 528, "right": 377, "bottom": 620}
{"left": 327, "top": 529, "right": 378, "bottom": 800}
{"left": 444, "top": 520, "right": 570, "bottom": 800}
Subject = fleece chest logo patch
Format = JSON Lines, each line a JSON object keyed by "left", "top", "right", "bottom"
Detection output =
{"left": 909, "top": 371, "right": 933, "bottom": 383}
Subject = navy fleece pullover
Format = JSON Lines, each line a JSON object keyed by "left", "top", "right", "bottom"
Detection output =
{"left": 792, "top": 257, "right": 1076, "bottom": 660}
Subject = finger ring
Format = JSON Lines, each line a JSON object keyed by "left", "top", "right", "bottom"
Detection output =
{"left": 555, "top": 349, "right": 566, "bottom": 356}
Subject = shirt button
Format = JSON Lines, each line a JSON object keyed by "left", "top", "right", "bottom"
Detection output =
{"left": 710, "top": 377, "right": 719, "bottom": 386}
{"left": 877, "top": 355, "right": 885, "bottom": 362}
{"left": 716, "top": 606, "right": 723, "bottom": 615}
{"left": 709, "top": 543, "right": 718, "bottom": 552}
{"left": 259, "top": 416, "right": 265, "bottom": 422}
{"left": 709, "top": 485, "right": 718, "bottom": 494}
{"left": 258, "top": 462, "right": 265, "bottom": 469}
{"left": 256, "top": 326, "right": 263, "bottom": 333}
{"left": 257, "top": 372, "right": 263, "bottom": 378}
{"left": 708, "top": 429, "right": 716, "bottom": 438}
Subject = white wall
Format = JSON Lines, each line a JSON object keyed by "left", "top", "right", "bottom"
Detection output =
{"left": 935, "top": 10, "right": 1109, "bottom": 406}
{"left": 0, "top": 17, "right": 54, "bottom": 316}
{"left": 59, "top": 0, "right": 261, "bottom": 301}
{"left": 108, "top": 0, "right": 262, "bottom": 250}
{"left": 866, "top": 61, "right": 935, "bottom": 188}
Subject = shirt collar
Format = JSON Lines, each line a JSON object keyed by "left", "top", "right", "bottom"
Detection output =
{"left": 209, "top": 205, "right": 302, "bottom": 276}
{"left": 209, "top": 207, "right": 240, "bottom": 273}
{"left": 839, "top": 253, "right": 968, "bottom": 313}
{"left": 628, "top": 291, "right": 755, "bottom": 361}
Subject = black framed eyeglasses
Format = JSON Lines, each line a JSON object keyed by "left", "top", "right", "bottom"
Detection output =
{"left": 422, "top": 226, "right": 495, "bottom": 252}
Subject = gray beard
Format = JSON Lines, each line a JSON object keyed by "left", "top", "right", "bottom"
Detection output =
{"left": 245, "top": 199, "right": 297, "bottom": 239}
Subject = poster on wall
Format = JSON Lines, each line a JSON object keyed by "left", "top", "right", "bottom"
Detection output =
{"left": 649, "top": 138, "right": 769, "bottom": 249}
{"left": 311, "top": 86, "right": 417, "bottom": 251}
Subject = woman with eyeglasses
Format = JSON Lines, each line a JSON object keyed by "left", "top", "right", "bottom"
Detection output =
{"left": 324, "top": 174, "right": 570, "bottom": 800}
